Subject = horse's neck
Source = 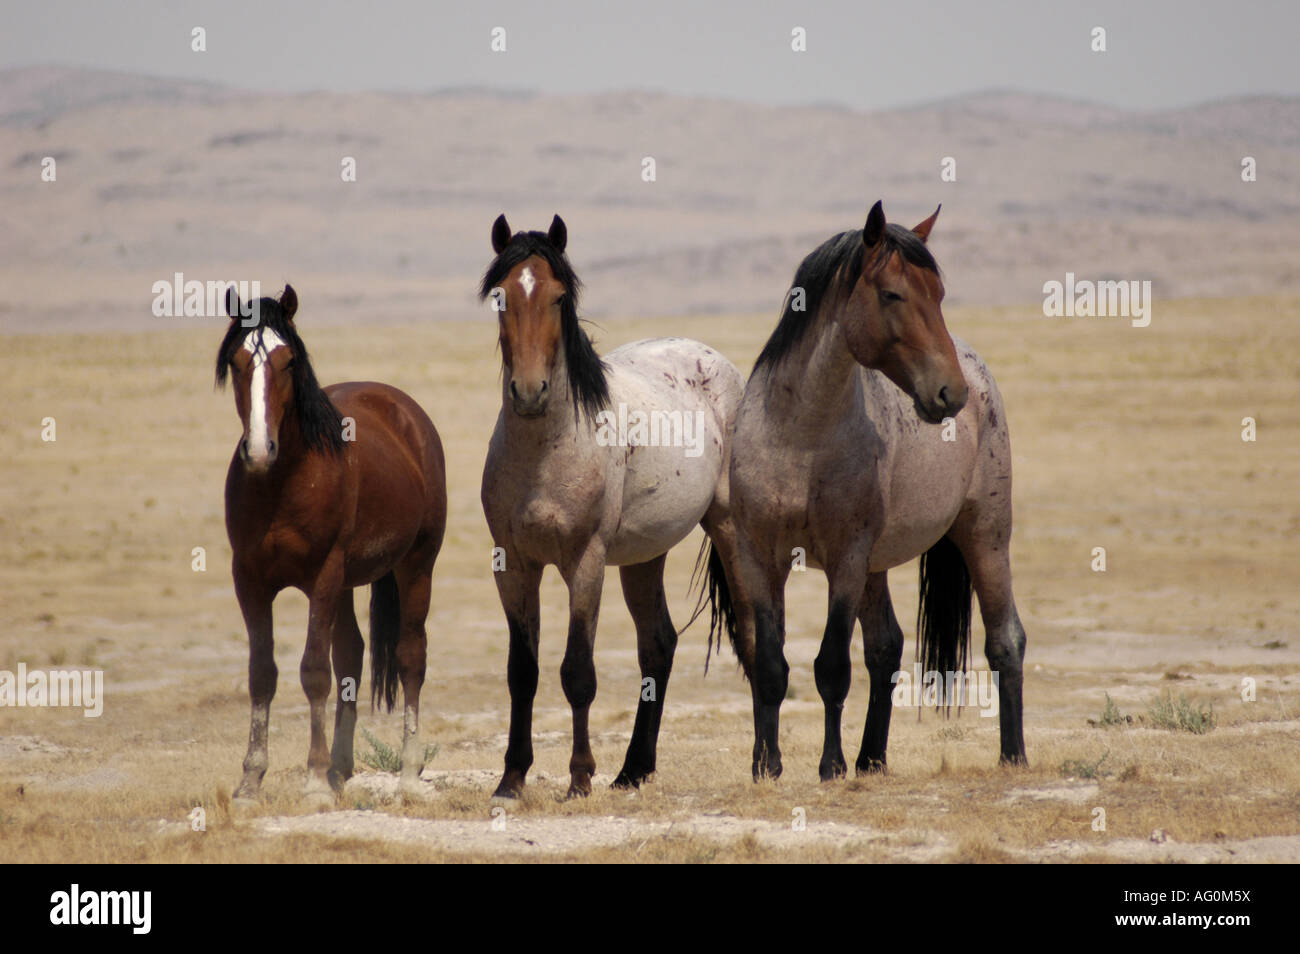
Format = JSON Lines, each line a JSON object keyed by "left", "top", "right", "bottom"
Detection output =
{"left": 760, "top": 305, "right": 861, "bottom": 433}
{"left": 500, "top": 351, "right": 591, "bottom": 451}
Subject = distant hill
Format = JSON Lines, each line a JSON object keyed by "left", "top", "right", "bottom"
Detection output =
{"left": 2, "top": 67, "right": 1297, "bottom": 332}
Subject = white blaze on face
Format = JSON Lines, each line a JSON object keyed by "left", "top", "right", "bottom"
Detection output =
{"left": 243, "top": 327, "right": 287, "bottom": 463}
{"left": 519, "top": 266, "right": 535, "bottom": 300}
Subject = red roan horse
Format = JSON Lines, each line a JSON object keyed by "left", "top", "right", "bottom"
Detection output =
{"left": 218, "top": 285, "right": 447, "bottom": 801}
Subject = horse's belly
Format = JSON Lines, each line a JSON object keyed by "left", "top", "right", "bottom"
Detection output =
{"left": 605, "top": 449, "right": 717, "bottom": 565}
{"left": 599, "top": 339, "right": 735, "bottom": 566}
{"left": 866, "top": 381, "right": 977, "bottom": 571}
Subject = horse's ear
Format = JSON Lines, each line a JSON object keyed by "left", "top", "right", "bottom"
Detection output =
{"left": 281, "top": 284, "right": 298, "bottom": 321}
{"left": 912, "top": 205, "right": 941, "bottom": 243}
{"left": 548, "top": 214, "right": 567, "bottom": 254}
{"left": 863, "top": 200, "right": 886, "bottom": 248}
{"left": 225, "top": 286, "right": 241, "bottom": 322}
{"left": 491, "top": 214, "right": 511, "bottom": 254}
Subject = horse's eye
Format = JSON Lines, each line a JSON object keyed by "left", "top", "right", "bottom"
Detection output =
{"left": 879, "top": 290, "right": 904, "bottom": 304}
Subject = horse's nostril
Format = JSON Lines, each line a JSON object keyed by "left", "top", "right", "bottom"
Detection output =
{"left": 267, "top": 440, "right": 277, "bottom": 455}
{"left": 510, "top": 380, "right": 519, "bottom": 400}
{"left": 938, "top": 386, "right": 950, "bottom": 408}
{"left": 539, "top": 380, "right": 548, "bottom": 393}
{"left": 239, "top": 439, "right": 249, "bottom": 458}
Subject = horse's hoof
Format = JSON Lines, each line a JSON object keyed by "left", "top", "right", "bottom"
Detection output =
{"left": 232, "top": 785, "right": 260, "bottom": 805}
{"left": 492, "top": 781, "right": 522, "bottom": 800}
{"left": 566, "top": 778, "right": 592, "bottom": 799}
{"left": 611, "top": 768, "right": 648, "bottom": 790}
{"left": 231, "top": 793, "right": 260, "bottom": 813}
{"left": 752, "top": 758, "right": 783, "bottom": 782}
{"left": 818, "top": 759, "right": 847, "bottom": 782}
{"left": 855, "top": 759, "right": 887, "bottom": 776}
{"left": 303, "top": 776, "right": 336, "bottom": 809}
{"left": 999, "top": 753, "right": 1029, "bottom": 768}
{"left": 399, "top": 775, "right": 426, "bottom": 801}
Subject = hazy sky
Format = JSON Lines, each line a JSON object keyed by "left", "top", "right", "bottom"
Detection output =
{"left": 2, "top": 0, "right": 1296, "bottom": 109}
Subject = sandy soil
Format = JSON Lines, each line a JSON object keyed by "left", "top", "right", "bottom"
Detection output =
{"left": 1, "top": 297, "right": 1298, "bottom": 862}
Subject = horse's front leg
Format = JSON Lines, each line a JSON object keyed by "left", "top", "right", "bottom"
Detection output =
{"left": 303, "top": 555, "right": 345, "bottom": 802}
{"left": 234, "top": 573, "right": 276, "bottom": 802}
{"left": 492, "top": 562, "right": 543, "bottom": 798}
{"left": 814, "top": 556, "right": 869, "bottom": 781}
{"left": 559, "top": 542, "right": 606, "bottom": 798}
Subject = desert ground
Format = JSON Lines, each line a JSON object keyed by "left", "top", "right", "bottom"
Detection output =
{"left": 1, "top": 294, "right": 1298, "bottom": 862}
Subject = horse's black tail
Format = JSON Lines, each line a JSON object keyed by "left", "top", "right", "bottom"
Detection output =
{"left": 917, "top": 535, "right": 973, "bottom": 712}
{"left": 687, "top": 538, "right": 739, "bottom": 675}
{"left": 369, "top": 571, "right": 401, "bottom": 713}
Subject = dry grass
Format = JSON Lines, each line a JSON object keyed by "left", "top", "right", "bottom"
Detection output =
{"left": 1, "top": 296, "right": 1298, "bottom": 862}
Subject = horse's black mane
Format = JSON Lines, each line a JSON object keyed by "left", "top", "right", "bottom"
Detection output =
{"left": 753, "top": 222, "right": 940, "bottom": 374}
{"left": 478, "top": 231, "right": 609, "bottom": 421}
{"left": 214, "top": 292, "right": 344, "bottom": 455}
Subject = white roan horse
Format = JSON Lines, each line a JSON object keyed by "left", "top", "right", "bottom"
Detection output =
{"left": 726, "top": 201, "right": 1028, "bottom": 781}
{"left": 479, "top": 214, "right": 750, "bottom": 798}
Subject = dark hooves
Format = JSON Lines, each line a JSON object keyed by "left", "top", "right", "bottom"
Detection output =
{"left": 611, "top": 770, "right": 648, "bottom": 790}
{"left": 819, "top": 761, "right": 848, "bottom": 782}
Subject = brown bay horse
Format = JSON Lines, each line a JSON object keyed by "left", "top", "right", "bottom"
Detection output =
{"left": 479, "top": 214, "right": 751, "bottom": 799}
{"left": 217, "top": 285, "right": 447, "bottom": 801}
{"left": 726, "top": 201, "right": 1028, "bottom": 781}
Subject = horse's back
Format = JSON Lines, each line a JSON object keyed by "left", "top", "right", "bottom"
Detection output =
{"left": 326, "top": 381, "right": 447, "bottom": 569}
{"left": 326, "top": 380, "right": 444, "bottom": 466}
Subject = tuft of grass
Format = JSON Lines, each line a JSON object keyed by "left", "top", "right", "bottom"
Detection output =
{"left": 358, "top": 728, "right": 401, "bottom": 773}
{"left": 1147, "top": 689, "right": 1216, "bottom": 734}
{"left": 1097, "top": 692, "right": 1131, "bottom": 726}
{"left": 357, "top": 728, "right": 439, "bottom": 773}
{"left": 1061, "top": 749, "right": 1110, "bottom": 780}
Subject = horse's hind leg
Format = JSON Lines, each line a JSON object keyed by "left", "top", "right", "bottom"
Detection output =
{"left": 328, "top": 589, "right": 363, "bottom": 791}
{"left": 234, "top": 576, "right": 276, "bottom": 801}
{"left": 948, "top": 510, "right": 1028, "bottom": 765}
{"left": 699, "top": 505, "right": 756, "bottom": 680}
{"left": 729, "top": 536, "right": 790, "bottom": 780}
{"left": 394, "top": 561, "right": 433, "bottom": 792}
{"left": 855, "top": 572, "right": 904, "bottom": 774}
{"left": 614, "top": 554, "right": 676, "bottom": 789}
